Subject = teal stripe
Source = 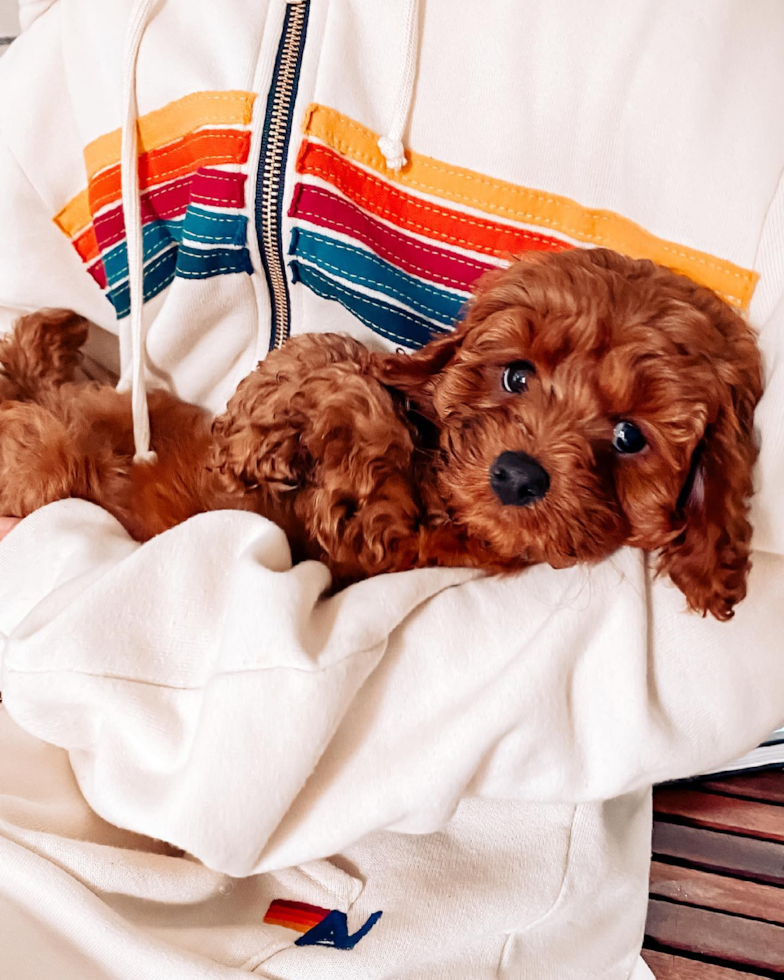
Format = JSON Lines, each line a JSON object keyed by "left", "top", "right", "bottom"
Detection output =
{"left": 182, "top": 207, "right": 248, "bottom": 246}
{"left": 289, "top": 227, "right": 463, "bottom": 327}
{"left": 290, "top": 260, "right": 446, "bottom": 349}
{"left": 175, "top": 244, "right": 252, "bottom": 279}
{"left": 109, "top": 246, "right": 178, "bottom": 319}
{"left": 103, "top": 220, "right": 182, "bottom": 287}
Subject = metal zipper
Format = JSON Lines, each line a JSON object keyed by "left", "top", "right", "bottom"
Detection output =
{"left": 256, "top": 0, "right": 310, "bottom": 351}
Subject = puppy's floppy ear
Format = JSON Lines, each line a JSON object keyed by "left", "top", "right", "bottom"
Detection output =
{"left": 211, "top": 370, "right": 310, "bottom": 494}
{"left": 373, "top": 265, "right": 509, "bottom": 414}
{"left": 372, "top": 326, "right": 465, "bottom": 416}
{"left": 658, "top": 312, "right": 763, "bottom": 621}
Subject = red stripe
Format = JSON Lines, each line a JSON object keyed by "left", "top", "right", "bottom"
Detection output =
{"left": 296, "top": 141, "right": 570, "bottom": 260}
{"left": 88, "top": 129, "right": 251, "bottom": 214}
{"left": 74, "top": 224, "right": 100, "bottom": 263}
{"left": 266, "top": 899, "right": 330, "bottom": 916}
{"left": 290, "top": 182, "right": 492, "bottom": 292}
{"left": 92, "top": 168, "right": 246, "bottom": 254}
{"left": 94, "top": 177, "right": 192, "bottom": 252}
{"left": 191, "top": 168, "right": 247, "bottom": 208}
{"left": 87, "top": 257, "right": 107, "bottom": 290}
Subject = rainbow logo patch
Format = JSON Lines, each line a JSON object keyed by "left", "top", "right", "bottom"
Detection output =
{"left": 263, "top": 899, "right": 382, "bottom": 950}
{"left": 288, "top": 102, "right": 758, "bottom": 349}
{"left": 53, "top": 90, "right": 256, "bottom": 318}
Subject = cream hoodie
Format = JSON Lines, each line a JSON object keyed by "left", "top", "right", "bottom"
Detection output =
{"left": 0, "top": 2, "right": 783, "bottom": 978}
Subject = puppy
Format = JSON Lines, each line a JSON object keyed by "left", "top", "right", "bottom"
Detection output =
{"left": 0, "top": 249, "right": 762, "bottom": 618}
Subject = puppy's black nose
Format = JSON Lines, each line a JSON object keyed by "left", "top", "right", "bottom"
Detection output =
{"left": 489, "top": 451, "right": 550, "bottom": 506}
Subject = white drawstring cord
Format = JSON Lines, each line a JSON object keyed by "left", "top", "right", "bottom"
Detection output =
{"left": 121, "top": 0, "right": 158, "bottom": 464}
{"left": 377, "top": 0, "right": 421, "bottom": 171}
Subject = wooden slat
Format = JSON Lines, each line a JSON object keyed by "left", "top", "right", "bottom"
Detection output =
{"left": 654, "top": 787, "right": 784, "bottom": 842}
{"left": 699, "top": 771, "right": 784, "bottom": 805}
{"left": 652, "top": 822, "right": 784, "bottom": 885}
{"left": 642, "top": 949, "right": 764, "bottom": 979}
{"left": 645, "top": 900, "right": 784, "bottom": 971}
{"left": 649, "top": 861, "right": 784, "bottom": 924}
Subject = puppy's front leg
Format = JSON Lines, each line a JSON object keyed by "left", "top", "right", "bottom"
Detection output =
{"left": 416, "top": 524, "right": 529, "bottom": 575}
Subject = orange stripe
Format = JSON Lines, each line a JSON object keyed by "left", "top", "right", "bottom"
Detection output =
{"left": 302, "top": 103, "right": 758, "bottom": 310}
{"left": 297, "top": 141, "right": 569, "bottom": 261}
{"left": 72, "top": 224, "right": 100, "bottom": 263}
{"left": 84, "top": 89, "right": 255, "bottom": 179}
{"left": 263, "top": 915, "right": 311, "bottom": 933}
{"left": 87, "top": 129, "right": 251, "bottom": 214}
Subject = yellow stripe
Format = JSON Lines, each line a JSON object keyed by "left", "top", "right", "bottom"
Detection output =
{"left": 303, "top": 103, "right": 758, "bottom": 310}
{"left": 84, "top": 89, "right": 256, "bottom": 180}
{"left": 54, "top": 188, "right": 92, "bottom": 239}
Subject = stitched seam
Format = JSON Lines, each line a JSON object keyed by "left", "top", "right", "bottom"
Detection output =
{"left": 297, "top": 237, "right": 464, "bottom": 307}
{"left": 189, "top": 209, "right": 246, "bottom": 224}
{"left": 297, "top": 209, "right": 477, "bottom": 288}
{"left": 299, "top": 232, "right": 473, "bottom": 298}
{"left": 95, "top": 175, "right": 192, "bottom": 227}
{"left": 177, "top": 265, "right": 247, "bottom": 278}
{"left": 193, "top": 194, "right": 244, "bottom": 205}
{"left": 97, "top": 201, "right": 189, "bottom": 251}
{"left": 306, "top": 126, "right": 754, "bottom": 291}
{"left": 320, "top": 125, "right": 752, "bottom": 281}
{"left": 302, "top": 161, "right": 538, "bottom": 258}
{"left": 296, "top": 186, "right": 492, "bottom": 274}
{"left": 89, "top": 146, "right": 249, "bottom": 212}
{"left": 103, "top": 222, "right": 182, "bottom": 265}
{"left": 306, "top": 141, "right": 561, "bottom": 250}
{"left": 96, "top": 201, "right": 242, "bottom": 253}
{"left": 302, "top": 267, "right": 435, "bottom": 327}
{"left": 94, "top": 131, "right": 249, "bottom": 182}
{"left": 176, "top": 250, "right": 251, "bottom": 278}
{"left": 182, "top": 228, "right": 244, "bottom": 243}
{"left": 305, "top": 164, "right": 746, "bottom": 305}
{"left": 86, "top": 93, "right": 255, "bottom": 166}
{"left": 298, "top": 253, "right": 451, "bottom": 319}
{"left": 108, "top": 246, "right": 177, "bottom": 294}
{"left": 195, "top": 172, "right": 247, "bottom": 184}
{"left": 301, "top": 273, "right": 426, "bottom": 346}
{"left": 296, "top": 264, "right": 438, "bottom": 344}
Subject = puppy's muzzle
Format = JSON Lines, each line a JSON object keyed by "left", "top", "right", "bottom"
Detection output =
{"left": 490, "top": 451, "right": 550, "bottom": 506}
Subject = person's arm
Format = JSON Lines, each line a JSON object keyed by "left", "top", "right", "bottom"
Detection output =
{"left": 0, "top": 519, "right": 20, "bottom": 542}
{"left": 2, "top": 491, "right": 783, "bottom": 879}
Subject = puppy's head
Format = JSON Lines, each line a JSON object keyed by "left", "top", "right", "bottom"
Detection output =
{"left": 377, "top": 248, "right": 763, "bottom": 620}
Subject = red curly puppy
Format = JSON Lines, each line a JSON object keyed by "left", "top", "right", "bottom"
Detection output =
{"left": 0, "top": 249, "right": 762, "bottom": 618}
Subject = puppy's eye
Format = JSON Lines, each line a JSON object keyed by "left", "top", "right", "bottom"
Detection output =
{"left": 502, "top": 361, "right": 536, "bottom": 393}
{"left": 612, "top": 421, "right": 646, "bottom": 455}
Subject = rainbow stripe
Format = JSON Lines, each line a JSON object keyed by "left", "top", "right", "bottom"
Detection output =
{"left": 54, "top": 90, "right": 256, "bottom": 318}
{"left": 289, "top": 103, "right": 758, "bottom": 349}
{"left": 264, "top": 899, "right": 332, "bottom": 934}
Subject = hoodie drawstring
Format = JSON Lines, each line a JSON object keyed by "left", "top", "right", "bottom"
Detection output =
{"left": 121, "top": 0, "right": 158, "bottom": 464}
{"left": 377, "top": 0, "right": 421, "bottom": 172}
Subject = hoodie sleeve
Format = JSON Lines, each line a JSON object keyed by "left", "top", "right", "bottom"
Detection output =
{"left": 2, "top": 490, "right": 783, "bottom": 879}
{"left": 0, "top": 12, "right": 120, "bottom": 342}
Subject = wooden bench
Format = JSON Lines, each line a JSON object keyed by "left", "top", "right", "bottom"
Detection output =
{"left": 643, "top": 770, "right": 784, "bottom": 978}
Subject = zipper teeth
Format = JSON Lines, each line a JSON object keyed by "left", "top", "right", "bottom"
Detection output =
{"left": 261, "top": 3, "right": 307, "bottom": 350}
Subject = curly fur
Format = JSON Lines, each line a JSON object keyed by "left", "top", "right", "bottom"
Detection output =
{"left": 0, "top": 248, "right": 763, "bottom": 617}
